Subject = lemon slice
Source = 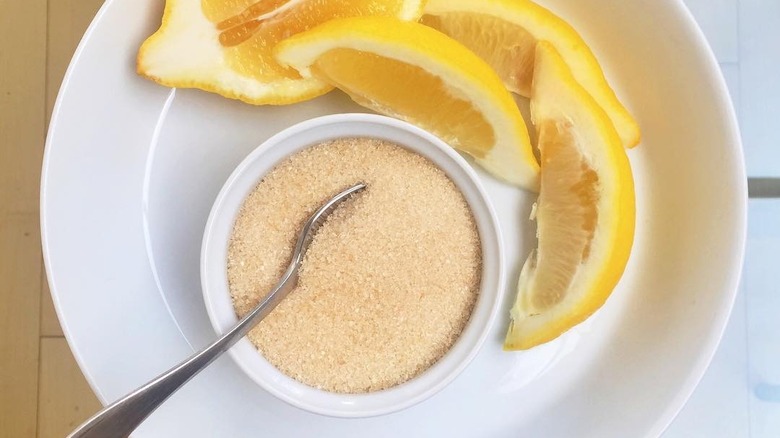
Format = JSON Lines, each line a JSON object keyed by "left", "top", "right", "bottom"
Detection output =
{"left": 274, "top": 16, "right": 539, "bottom": 188}
{"left": 504, "top": 42, "right": 635, "bottom": 350}
{"left": 421, "top": 0, "right": 641, "bottom": 148}
{"left": 137, "top": 0, "right": 424, "bottom": 105}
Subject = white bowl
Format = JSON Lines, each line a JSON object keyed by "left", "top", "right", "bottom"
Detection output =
{"left": 43, "top": 0, "right": 747, "bottom": 434}
{"left": 200, "top": 113, "right": 505, "bottom": 418}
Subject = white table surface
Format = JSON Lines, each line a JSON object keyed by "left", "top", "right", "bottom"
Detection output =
{"left": 667, "top": 1, "right": 779, "bottom": 436}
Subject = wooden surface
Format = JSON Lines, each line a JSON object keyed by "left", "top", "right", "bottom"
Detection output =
{"left": 37, "top": 339, "right": 103, "bottom": 438}
{"left": 0, "top": 1, "right": 104, "bottom": 437}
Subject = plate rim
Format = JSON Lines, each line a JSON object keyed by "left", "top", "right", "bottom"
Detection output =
{"left": 644, "top": 1, "right": 747, "bottom": 435}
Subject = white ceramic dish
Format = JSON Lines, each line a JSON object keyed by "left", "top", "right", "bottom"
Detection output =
{"left": 201, "top": 114, "right": 504, "bottom": 417}
{"left": 41, "top": 0, "right": 746, "bottom": 436}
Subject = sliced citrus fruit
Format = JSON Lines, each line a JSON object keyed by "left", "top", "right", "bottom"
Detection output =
{"left": 504, "top": 42, "right": 635, "bottom": 350}
{"left": 274, "top": 16, "right": 539, "bottom": 188}
{"left": 421, "top": 0, "right": 641, "bottom": 148}
{"left": 137, "top": 0, "right": 425, "bottom": 104}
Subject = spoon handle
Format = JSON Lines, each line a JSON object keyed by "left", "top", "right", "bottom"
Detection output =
{"left": 67, "top": 273, "right": 296, "bottom": 438}
{"left": 68, "top": 183, "right": 365, "bottom": 438}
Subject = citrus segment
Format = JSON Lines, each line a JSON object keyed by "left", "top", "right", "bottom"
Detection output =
{"left": 504, "top": 42, "right": 635, "bottom": 350}
{"left": 137, "top": 0, "right": 425, "bottom": 104}
{"left": 201, "top": 0, "right": 257, "bottom": 22}
{"left": 311, "top": 49, "right": 494, "bottom": 159}
{"left": 421, "top": 0, "right": 641, "bottom": 148}
{"left": 275, "top": 16, "right": 539, "bottom": 188}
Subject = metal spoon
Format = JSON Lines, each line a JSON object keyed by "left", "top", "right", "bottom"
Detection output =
{"left": 68, "top": 183, "right": 367, "bottom": 438}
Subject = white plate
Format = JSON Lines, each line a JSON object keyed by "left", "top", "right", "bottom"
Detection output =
{"left": 41, "top": 0, "right": 746, "bottom": 436}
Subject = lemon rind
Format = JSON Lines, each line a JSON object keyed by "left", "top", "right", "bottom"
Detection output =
{"left": 423, "top": 0, "right": 641, "bottom": 148}
{"left": 504, "top": 42, "right": 635, "bottom": 350}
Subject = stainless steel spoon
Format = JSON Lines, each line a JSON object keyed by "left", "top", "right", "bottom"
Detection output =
{"left": 68, "top": 183, "right": 366, "bottom": 438}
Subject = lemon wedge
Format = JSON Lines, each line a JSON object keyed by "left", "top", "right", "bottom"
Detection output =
{"left": 504, "top": 42, "right": 635, "bottom": 350}
{"left": 274, "top": 16, "right": 539, "bottom": 188}
{"left": 137, "top": 0, "right": 424, "bottom": 104}
{"left": 421, "top": 0, "right": 641, "bottom": 148}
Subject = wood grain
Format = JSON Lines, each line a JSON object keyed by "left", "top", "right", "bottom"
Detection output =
{"left": 0, "top": 0, "right": 47, "bottom": 215}
{"left": 0, "top": 0, "right": 47, "bottom": 436}
{"left": 46, "top": 0, "right": 105, "bottom": 122}
{"left": 0, "top": 215, "right": 43, "bottom": 437}
{"left": 39, "top": 275, "right": 64, "bottom": 338}
{"left": 37, "top": 338, "right": 102, "bottom": 438}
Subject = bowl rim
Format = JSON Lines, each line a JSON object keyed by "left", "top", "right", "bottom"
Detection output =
{"left": 648, "top": 1, "right": 747, "bottom": 434}
{"left": 200, "top": 113, "right": 506, "bottom": 418}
